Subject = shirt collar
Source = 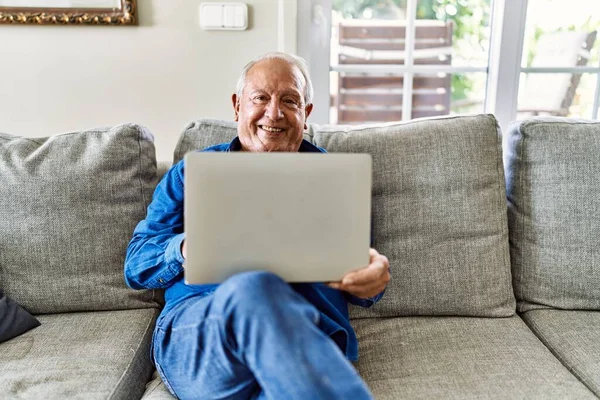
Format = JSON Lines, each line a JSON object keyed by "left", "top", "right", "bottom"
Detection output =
{"left": 226, "top": 137, "right": 324, "bottom": 153}
{"left": 226, "top": 137, "right": 243, "bottom": 152}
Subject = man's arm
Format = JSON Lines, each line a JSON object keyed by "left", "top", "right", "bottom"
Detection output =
{"left": 327, "top": 248, "right": 390, "bottom": 308}
{"left": 124, "top": 161, "right": 186, "bottom": 290}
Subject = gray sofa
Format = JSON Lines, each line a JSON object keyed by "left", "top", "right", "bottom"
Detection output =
{"left": 0, "top": 114, "right": 598, "bottom": 399}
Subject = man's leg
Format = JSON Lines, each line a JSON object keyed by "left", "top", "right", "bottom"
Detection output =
{"left": 153, "top": 292, "right": 261, "bottom": 400}
{"left": 154, "top": 271, "right": 373, "bottom": 400}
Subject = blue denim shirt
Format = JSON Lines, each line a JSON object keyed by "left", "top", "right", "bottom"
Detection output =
{"left": 124, "top": 137, "right": 384, "bottom": 361}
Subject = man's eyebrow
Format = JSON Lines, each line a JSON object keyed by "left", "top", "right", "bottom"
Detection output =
{"left": 249, "top": 89, "right": 267, "bottom": 95}
{"left": 281, "top": 90, "right": 302, "bottom": 98}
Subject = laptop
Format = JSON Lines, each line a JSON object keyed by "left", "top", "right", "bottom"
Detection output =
{"left": 183, "top": 152, "right": 372, "bottom": 284}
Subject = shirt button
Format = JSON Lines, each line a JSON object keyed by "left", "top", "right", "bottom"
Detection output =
{"left": 159, "top": 278, "right": 164, "bottom": 283}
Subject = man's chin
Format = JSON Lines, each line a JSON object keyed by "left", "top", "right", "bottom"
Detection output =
{"left": 239, "top": 133, "right": 300, "bottom": 152}
{"left": 258, "top": 143, "right": 289, "bottom": 152}
{"left": 255, "top": 135, "right": 291, "bottom": 152}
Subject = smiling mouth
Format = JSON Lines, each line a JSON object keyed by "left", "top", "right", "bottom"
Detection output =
{"left": 259, "top": 125, "right": 285, "bottom": 133}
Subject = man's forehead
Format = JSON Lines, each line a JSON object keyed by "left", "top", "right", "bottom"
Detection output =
{"left": 246, "top": 82, "right": 302, "bottom": 96}
{"left": 245, "top": 59, "right": 304, "bottom": 92}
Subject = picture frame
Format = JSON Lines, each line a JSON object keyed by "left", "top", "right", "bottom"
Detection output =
{"left": 0, "top": 0, "right": 137, "bottom": 25}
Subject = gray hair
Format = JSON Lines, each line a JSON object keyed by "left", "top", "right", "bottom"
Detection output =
{"left": 235, "top": 52, "right": 314, "bottom": 104}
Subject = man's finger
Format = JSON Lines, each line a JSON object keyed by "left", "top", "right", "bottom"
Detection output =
{"left": 342, "top": 259, "right": 388, "bottom": 286}
{"left": 327, "top": 282, "right": 342, "bottom": 290}
{"left": 342, "top": 269, "right": 375, "bottom": 286}
{"left": 342, "top": 282, "right": 388, "bottom": 299}
{"left": 341, "top": 280, "right": 386, "bottom": 297}
{"left": 344, "top": 269, "right": 389, "bottom": 290}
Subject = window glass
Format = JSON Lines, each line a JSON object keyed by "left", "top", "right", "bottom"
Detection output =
{"left": 522, "top": 0, "right": 600, "bottom": 68}
{"left": 331, "top": 70, "right": 404, "bottom": 124}
{"left": 446, "top": 72, "right": 488, "bottom": 115}
{"left": 330, "top": 0, "right": 491, "bottom": 124}
{"left": 517, "top": 73, "right": 597, "bottom": 118}
{"left": 519, "top": 0, "right": 600, "bottom": 118}
{"left": 416, "top": 0, "right": 492, "bottom": 67}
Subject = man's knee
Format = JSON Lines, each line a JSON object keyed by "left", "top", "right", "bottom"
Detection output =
{"left": 211, "top": 271, "right": 321, "bottom": 342}
{"left": 214, "top": 271, "right": 289, "bottom": 310}
{"left": 222, "top": 270, "right": 286, "bottom": 293}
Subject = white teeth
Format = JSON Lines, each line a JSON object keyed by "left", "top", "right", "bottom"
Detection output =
{"left": 261, "top": 126, "right": 283, "bottom": 132}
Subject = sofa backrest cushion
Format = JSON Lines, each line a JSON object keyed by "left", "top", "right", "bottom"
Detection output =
{"left": 313, "top": 115, "right": 515, "bottom": 318}
{"left": 0, "top": 125, "right": 160, "bottom": 314}
{"left": 174, "top": 119, "right": 236, "bottom": 163}
{"left": 505, "top": 118, "right": 600, "bottom": 312}
{"left": 175, "top": 115, "right": 515, "bottom": 318}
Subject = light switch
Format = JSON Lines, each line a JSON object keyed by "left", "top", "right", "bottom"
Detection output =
{"left": 199, "top": 4, "right": 223, "bottom": 29}
{"left": 200, "top": 3, "right": 248, "bottom": 30}
{"left": 233, "top": 5, "right": 246, "bottom": 27}
{"left": 223, "top": 5, "right": 235, "bottom": 27}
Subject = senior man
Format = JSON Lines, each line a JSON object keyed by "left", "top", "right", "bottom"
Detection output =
{"left": 125, "top": 52, "right": 390, "bottom": 400}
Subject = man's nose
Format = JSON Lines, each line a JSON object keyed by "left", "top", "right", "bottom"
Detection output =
{"left": 265, "top": 99, "right": 283, "bottom": 120}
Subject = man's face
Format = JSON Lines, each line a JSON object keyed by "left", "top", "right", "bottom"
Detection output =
{"left": 232, "top": 58, "right": 313, "bottom": 152}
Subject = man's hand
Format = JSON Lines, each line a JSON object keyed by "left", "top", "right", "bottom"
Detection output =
{"left": 327, "top": 248, "right": 390, "bottom": 299}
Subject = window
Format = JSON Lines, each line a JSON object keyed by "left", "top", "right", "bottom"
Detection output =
{"left": 518, "top": 0, "right": 600, "bottom": 119}
{"left": 330, "top": 0, "right": 491, "bottom": 124}
{"left": 298, "top": 0, "right": 600, "bottom": 129}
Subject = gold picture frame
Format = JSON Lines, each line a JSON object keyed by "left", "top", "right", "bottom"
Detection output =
{"left": 0, "top": 0, "right": 137, "bottom": 25}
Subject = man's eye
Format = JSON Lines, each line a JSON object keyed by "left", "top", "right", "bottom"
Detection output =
{"left": 255, "top": 96, "right": 268, "bottom": 101}
{"left": 284, "top": 99, "right": 298, "bottom": 105}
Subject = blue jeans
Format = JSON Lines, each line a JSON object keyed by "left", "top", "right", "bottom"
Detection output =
{"left": 153, "top": 271, "right": 374, "bottom": 400}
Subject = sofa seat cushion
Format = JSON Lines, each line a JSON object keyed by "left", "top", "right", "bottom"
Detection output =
{"left": 521, "top": 309, "right": 600, "bottom": 396}
{"left": 351, "top": 316, "right": 595, "bottom": 399}
{"left": 504, "top": 118, "right": 600, "bottom": 311}
{"left": 0, "top": 124, "right": 159, "bottom": 314}
{"left": 141, "top": 371, "right": 176, "bottom": 400}
{"left": 0, "top": 308, "right": 158, "bottom": 400}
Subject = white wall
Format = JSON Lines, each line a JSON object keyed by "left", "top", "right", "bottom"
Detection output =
{"left": 0, "top": 0, "right": 289, "bottom": 161}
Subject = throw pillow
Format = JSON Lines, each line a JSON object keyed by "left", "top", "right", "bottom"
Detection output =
{"left": 0, "top": 289, "right": 40, "bottom": 343}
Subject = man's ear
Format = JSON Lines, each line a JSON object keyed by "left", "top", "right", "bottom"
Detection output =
{"left": 304, "top": 103, "right": 314, "bottom": 130}
{"left": 232, "top": 93, "right": 239, "bottom": 122}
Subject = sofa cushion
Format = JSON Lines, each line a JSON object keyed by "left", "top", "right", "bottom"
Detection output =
{"left": 0, "top": 308, "right": 157, "bottom": 400}
{"left": 174, "top": 119, "right": 236, "bottom": 163}
{"left": 0, "top": 125, "right": 160, "bottom": 314}
{"left": 315, "top": 115, "right": 514, "bottom": 318}
{"left": 0, "top": 289, "right": 40, "bottom": 343}
{"left": 504, "top": 118, "right": 600, "bottom": 311}
{"left": 141, "top": 371, "right": 176, "bottom": 400}
{"left": 521, "top": 309, "right": 600, "bottom": 396}
{"left": 174, "top": 115, "right": 514, "bottom": 318}
{"left": 352, "top": 315, "right": 596, "bottom": 399}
